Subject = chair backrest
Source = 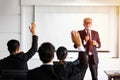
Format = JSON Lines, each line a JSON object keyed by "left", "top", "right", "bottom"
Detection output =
{"left": 0, "top": 70, "right": 27, "bottom": 80}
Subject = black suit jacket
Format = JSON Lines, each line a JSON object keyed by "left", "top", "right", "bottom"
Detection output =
{"left": 54, "top": 51, "right": 88, "bottom": 80}
{"left": 27, "top": 65, "right": 59, "bottom": 80}
{"left": 78, "top": 29, "right": 101, "bottom": 64}
{"left": 0, "top": 35, "right": 38, "bottom": 74}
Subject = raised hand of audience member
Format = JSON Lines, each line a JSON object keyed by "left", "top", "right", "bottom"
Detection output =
{"left": 71, "top": 30, "right": 82, "bottom": 47}
{"left": 29, "top": 22, "right": 37, "bottom": 35}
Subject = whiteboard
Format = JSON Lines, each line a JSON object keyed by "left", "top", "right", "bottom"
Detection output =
{"left": 35, "top": 6, "right": 118, "bottom": 51}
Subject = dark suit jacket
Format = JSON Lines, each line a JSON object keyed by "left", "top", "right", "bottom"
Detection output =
{"left": 27, "top": 65, "right": 59, "bottom": 80}
{"left": 78, "top": 29, "right": 101, "bottom": 64}
{"left": 0, "top": 35, "right": 38, "bottom": 74}
{"left": 54, "top": 51, "right": 88, "bottom": 80}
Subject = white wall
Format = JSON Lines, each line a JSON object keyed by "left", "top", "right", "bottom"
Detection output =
{"left": 0, "top": 0, "right": 21, "bottom": 58}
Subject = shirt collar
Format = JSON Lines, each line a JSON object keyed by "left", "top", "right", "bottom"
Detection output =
{"left": 43, "top": 62, "right": 53, "bottom": 65}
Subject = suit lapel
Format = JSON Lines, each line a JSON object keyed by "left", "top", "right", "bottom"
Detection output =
{"left": 83, "top": 29, "right": 87, "bottom": 35}
{"left": 91, "top": 30, "right": 94, "bottom": 40}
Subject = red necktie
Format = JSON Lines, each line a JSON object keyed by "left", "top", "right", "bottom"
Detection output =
{"left": 87, "top": 30, "right": 93, "bottom": 53}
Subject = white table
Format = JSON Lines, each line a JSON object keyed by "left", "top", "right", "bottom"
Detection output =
{"left": 104, "top": 70, "right": 120, "bottom": 80}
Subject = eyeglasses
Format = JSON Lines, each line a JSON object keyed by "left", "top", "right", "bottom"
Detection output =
{"left": 84, "top": 22, "right": 92, "bottom": 24}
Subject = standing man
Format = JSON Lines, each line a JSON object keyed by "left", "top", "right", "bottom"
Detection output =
{"left": 74, "top": 17, "right": 101, "bottom": 80}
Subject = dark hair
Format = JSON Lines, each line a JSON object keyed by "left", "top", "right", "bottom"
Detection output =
{"left": 7, "top": 39, "right": 20, "bottom": 54}
{"left": 38, "top": 42, "right": 55, "bottom": 63}
{"left": 56, "top": 46, "right": 68, "bottom": 61}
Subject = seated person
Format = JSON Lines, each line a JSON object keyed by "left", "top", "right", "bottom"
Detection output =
{"left": 0, "top": 22, "right": 38, "bottom": 80}
{"left": 53, "top": 31, "right": 88, "bottom": 80}
{"left": 27, "top": 42, "right": 59, "bottom": 80}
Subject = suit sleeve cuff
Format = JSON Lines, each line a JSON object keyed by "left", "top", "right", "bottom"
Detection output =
{"left": 78, "top": 45, "right": 85, "bottom": 52}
